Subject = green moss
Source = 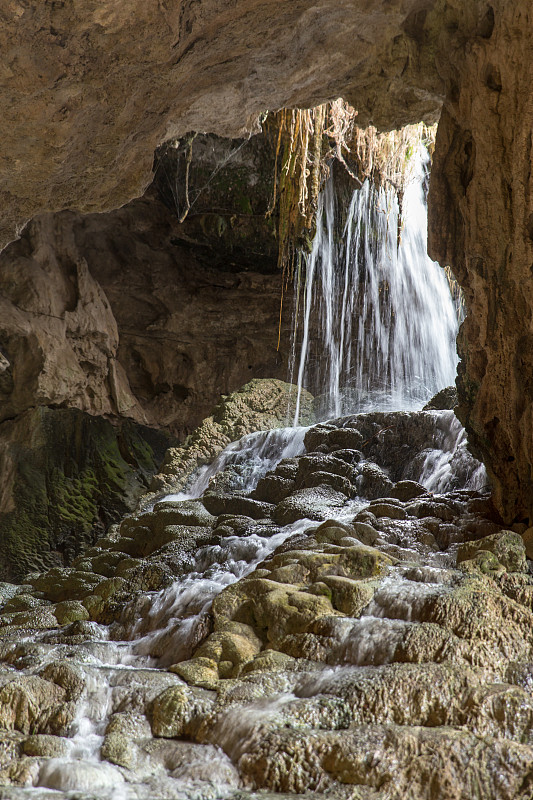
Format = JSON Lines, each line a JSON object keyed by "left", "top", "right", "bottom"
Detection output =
{"left": 0, "top": 408, "right": 173, "bottom": 583}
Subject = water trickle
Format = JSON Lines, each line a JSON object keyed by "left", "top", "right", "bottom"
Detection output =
{"left": 292, "top": 146, "right": 460, "bottom": 423}
{"left": 164, "top": 425, "right": 308, "bottom": 503}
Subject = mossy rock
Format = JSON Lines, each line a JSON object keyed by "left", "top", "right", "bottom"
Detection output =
{"left": 457, "top": 530, "right": 527, "bottom": 573}
{"left": 170, "top": 657, "right": 221, "bottom": 690}
{"left": 194, "top": 630, "right": 262, "bottom": 677}
{"left": 29, "top": 568, "right": 102, "bottom": 603}
{"left": 274, "top": 486, "right": 347, "bottom": 525}
{"left": 150, "top": 684, "right": 214, "bottom": 737}
{"left": 53, "top": 601, "right": 90, "bottom": 626}
{"left": 0, "top": 407, "right": 173, "bottom": 583}
{"left": 150, "top": 379, "right": 314, "bottom": 496}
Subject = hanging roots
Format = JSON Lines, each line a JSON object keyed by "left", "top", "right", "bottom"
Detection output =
{"left": 265, "top": 100, "right": 437, "bottom": 280}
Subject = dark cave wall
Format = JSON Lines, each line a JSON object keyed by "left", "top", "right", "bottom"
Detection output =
{"left": 0, "top": 132, "right": 294, "bottom": 440}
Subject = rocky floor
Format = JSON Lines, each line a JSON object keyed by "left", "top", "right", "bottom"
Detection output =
{"left": 0, "top": 410, "right": 532, "bottom": 799}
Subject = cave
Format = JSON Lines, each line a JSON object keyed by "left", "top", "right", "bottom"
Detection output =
{"left": 0, "top": 1, "right": 533, "bottom": 798}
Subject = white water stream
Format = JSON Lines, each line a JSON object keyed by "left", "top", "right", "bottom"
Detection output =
{"left": 292, "top": 146, "right": 459, "bottom": 422}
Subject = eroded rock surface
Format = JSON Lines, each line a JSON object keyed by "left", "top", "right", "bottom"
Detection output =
{"left": 428, "top": 3, "right": 533, "bottom": 524}
{"left": 0, "top": 409, "right": 530, "bottom": 799}
{"left": 0, "top": 408, "right": 172, "bottom": 583}
{"left": 150, "top": 378, "right": 314, "bottom": 498}
{"left": 0, "top": 133, "right": 295, "bottom": 435}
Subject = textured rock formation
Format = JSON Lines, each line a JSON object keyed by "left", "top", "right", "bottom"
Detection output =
{"left": 149, "top": 378, "right": 314, "bottom": 499}
{"left": 0, "top": 409, "right": 529, "bottom": 799}
{"left": 428, "top": 2, "right": 533, "bottom": 523}
{"left": 0, "top": 0, "right": 444, "bottom": 250}
{"left": 2, "top": 0, "right": 533, "bottom": 525}
{"left": 0, "top": 133, "right": 293, "bottom": 437}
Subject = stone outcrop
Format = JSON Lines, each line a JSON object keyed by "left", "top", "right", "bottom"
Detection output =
{"left": 0, "top": 0, "right": 446, "bottom": 251}
{"left": 149, "top": 378, "right": 314, "bottom": 498}
{"left": 428, "top": 3, "right": 533, "bottom": 523}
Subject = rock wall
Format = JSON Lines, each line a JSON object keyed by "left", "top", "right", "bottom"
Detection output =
{"left": 428, "top": 2, "right": 533, "bottom": 523}
{"left": 0, "top": 133, "right": 294, "bottom": 438}
{"left": 0, "top": 0, "right": 444, "bottom": 250}
{"left": 0, "top": 408, "right": 172, "bottom": 583}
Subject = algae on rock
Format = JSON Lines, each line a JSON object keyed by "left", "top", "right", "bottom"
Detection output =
{"left": 0, "top": 407, "right": 172, "bottom": 583}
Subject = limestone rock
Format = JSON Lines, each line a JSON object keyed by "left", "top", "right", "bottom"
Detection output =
{"left": 274, "top": 486, "right": 347, "bottom": 525}
{"left": 428, "top": 3, "right": 533, "bottom": 525}
{"left": 150, "top": 378, "right": 314, "bottom": 497}
{"left": 423, "top": 386, "right": 458, "bottom": 410}
{"left": 457, "top": 530, "right": 527, "bottom": 573}
{"left": 150, "top": 684, "right": 214, "bottom": 738}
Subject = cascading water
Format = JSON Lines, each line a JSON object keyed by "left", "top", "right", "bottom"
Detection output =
{"left": 0, "top": 138, "right": 503, "bottom": 800}
{"left": 292, "top": 146, "right": 460, "bottom": 423}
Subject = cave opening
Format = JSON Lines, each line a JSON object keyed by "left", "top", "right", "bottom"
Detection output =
{"left": 1, "top": 1, "right": 533, "bottom": 796}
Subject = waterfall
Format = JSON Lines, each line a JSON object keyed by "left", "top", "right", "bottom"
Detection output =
{"left": 292, "top": 146, "right": 459, "bottom": 423}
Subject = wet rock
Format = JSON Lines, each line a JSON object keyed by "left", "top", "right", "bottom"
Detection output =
{"left": 252, "top": 474, "right": 295, "bottom": 504}
{"left": 273, "top": 459, "right": 300, "bottom": 480}
{"left": 522, "top": 527, "right": 533, "bottom": 560}
{"left": 0, "top": 408, "right": 173, "bottom": 583}
{"left": 203, "top": 492, "right": 274, "bottom": 520}
{"left": 151, "top": 379, "right": 314, "bottom": 496}
{"left": 101, "top": 713, "right": 151, "bottom": 769}
{"left": 150, "top": 684, "right": 214, "bottom": 738}
{"left": 322, "top": 725, "right": 533, "bottom": 800}
{"left": 195, "top": 629, "right": 262, "bottom": 678}
{"left": 241, "top": 650, "right": 298, "bottom": 675}
{"left": 295, "top": 454, "right": 358, "bottom": 486}
{"left": 298, "top": 471, "right": 355, "bottom": 497}
{"left": 0, "top": 676, "right": 66, "bottom": 734}
{"left": 351, "top": 522, "right": 379, "bottom": 546}
{"left": 274, "top": 487, "right": 347, "bottom": 525}
{"left": 28, "top": 569, "right": 102, "bottom": 603}
{"left": 151, "top": 500, "right": 216, "bottom": 528}
{"left": 170, "top": 657, "right": 220, "bottom": 690}
{"left": 368, "top": 502, "right": 408, "bottom": 520}
{"left": 52, "top": 601, "right": 90, "bottom": 626}
{"left": 406, "top": 499, "right": 456, "bottom": 522}
{"left": 423, "top": 386, "right": 458, "bottom": 410}
{"left": 40, "top": 662, "right": 85, "bottom": 702}
{"left": 23, "top": 734, "right": 69, "bottom": 758}
{"left": 357, "top": 463, "right": 394, "bottom": 500}
{"left": 322, "top": 575, "right": 376, "bottom": 616}
{"left": 389, "top": 480, "right": 427, "bottom": 502}
{"left": 313, "top": 520, "right": 360, "bottom": 546}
